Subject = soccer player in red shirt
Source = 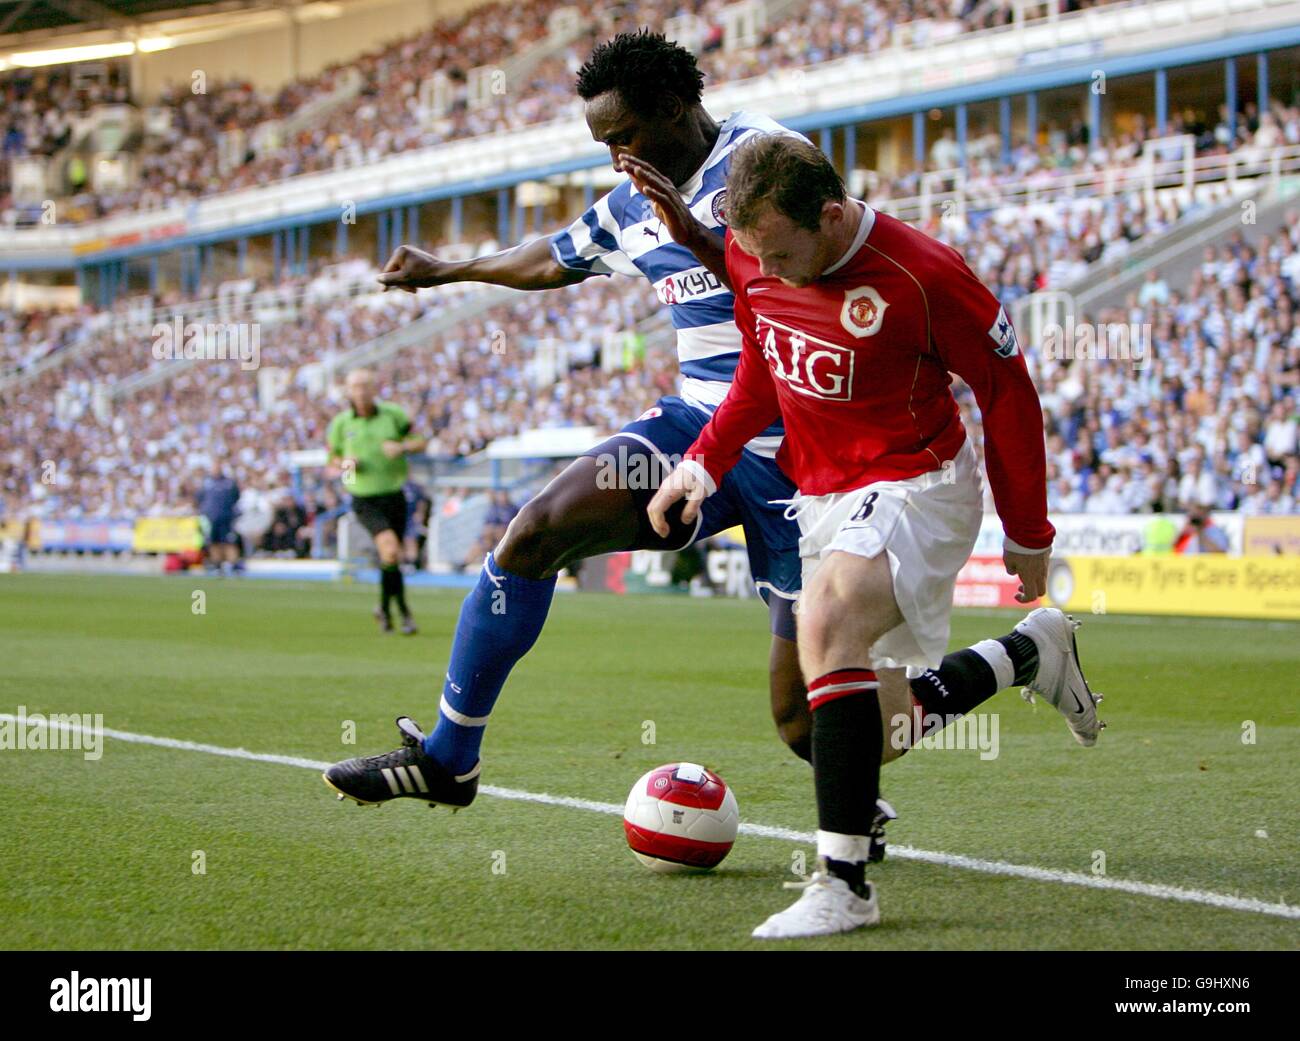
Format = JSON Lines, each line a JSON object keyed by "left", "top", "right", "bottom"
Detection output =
{"left": 649, "top": 136, "right": 1104, "bottom": 939}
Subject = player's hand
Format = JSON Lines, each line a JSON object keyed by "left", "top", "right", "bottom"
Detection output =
{"left": 378, "top": 245, "right": 447, "bottom": 293}
{"left": 1004, "top": 548, "right": 1050, "bottom": 603}
{"left": 647, "top": 464, "right": 710, "bottom": 538}
{"left": 380, "top": 440, "right": 406, "bottom": 460}
{"left": 327, "top": 457, "right": 358, "bottom": 480}
{"left": 619, "top": 156, "right": 707, "bottom": 251}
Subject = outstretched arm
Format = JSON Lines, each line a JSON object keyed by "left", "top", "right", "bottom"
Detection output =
{"left": 379, "top": 237, "right": 590, "bottom": 293}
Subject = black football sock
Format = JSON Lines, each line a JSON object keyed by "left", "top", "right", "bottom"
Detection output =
{"left": 380, "top": 565, "right": 401, "bottom": 618}
{"left": 909, "top": 630, "right": 1040, "bottom": 718}
{"left": 909, "top": 650, "right": 998, "bottom": 717}
{"left": 824, "top": 856, "right": 866, "bottom": 893}
{"left": 997, "top": 630, "right": 1039, "bottom": 686}
{"left": 809, "top": 668, "right": 881, "bottom": 898}
{"left": 388, "top": 565, "right": 410, "bottom": 617}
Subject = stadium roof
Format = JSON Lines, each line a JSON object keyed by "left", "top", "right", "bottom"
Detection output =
{"left": 0, "top": 1, "right": 280, "bottom": 41}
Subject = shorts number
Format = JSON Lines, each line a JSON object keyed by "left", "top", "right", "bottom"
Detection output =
{"left": 849, "top": 491, "right": 879, "bottom": 523}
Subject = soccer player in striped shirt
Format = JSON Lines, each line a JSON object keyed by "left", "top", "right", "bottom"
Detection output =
{"left": 324, "top": 31, "right": 820, "bottom": 812}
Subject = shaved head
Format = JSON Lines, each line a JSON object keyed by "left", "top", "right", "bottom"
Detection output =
{"left": 345, "top": 369, "right": 378, "bottom": 414}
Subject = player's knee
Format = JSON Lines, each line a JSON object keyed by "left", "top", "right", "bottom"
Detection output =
{"left": 795, "top": 594, "right": 847, "bottom": 659}
{"left": 495, "top": 494, "right": 569, "bottom": 577}
{"left": 804, "top": 565, "right": 896, "bottom": 661}
{"left": 374, "top": 534, "right": 401, "bottom": 566}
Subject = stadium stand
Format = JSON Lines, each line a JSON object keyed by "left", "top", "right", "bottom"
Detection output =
{"left": 1, "top": 0, "right": 1140, "bottom": 222}
{"left": 3, "top": 175, "right": 1296, "bottom": 535}
{"left": 1, "top": 0, "right": 1297, "bottom": 566}
{"left": 1, "top": 268, "right": 667, "bottom": 521}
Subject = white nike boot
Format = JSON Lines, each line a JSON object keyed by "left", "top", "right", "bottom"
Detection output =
{"left": 751, "top": 866, "right": 880, "bottom": 939}
{"left": 1014, "top": 608, "right": 1106, "bottom": 746}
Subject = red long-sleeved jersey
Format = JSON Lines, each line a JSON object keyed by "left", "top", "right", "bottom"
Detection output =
{"left": 685, "top": 205, "right": 1055, "bottom": 551}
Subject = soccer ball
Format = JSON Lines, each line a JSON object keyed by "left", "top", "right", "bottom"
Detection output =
{"left": 623, "top": 762, "right": 740, "bottom": 873}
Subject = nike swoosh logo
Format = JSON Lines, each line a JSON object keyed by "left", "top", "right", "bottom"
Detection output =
{"left": 1070, "top": 688, "right": 1086, "bottom": 713}
{"left": 747, "top": 286, "right": 772, "bottom": 293}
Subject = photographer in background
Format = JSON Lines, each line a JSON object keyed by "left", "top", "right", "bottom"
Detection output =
{"left": 1175, "top": 505, "right": 1230, "bottom": 554}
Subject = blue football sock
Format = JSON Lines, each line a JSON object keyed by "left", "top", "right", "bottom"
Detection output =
{"left": 424, "top": 552, "right": 557, "bottom": 775}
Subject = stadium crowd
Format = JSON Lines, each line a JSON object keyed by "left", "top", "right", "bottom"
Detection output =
{"left": 0, "top": 266, "right": 669, "bottom": 524}
{"left": 3, "top": 0, "right": 1144, "bottom": 222}
{"left": 1, "top": 45, "right": 1297, "bottom": 546}
{"left": 9, "top": 95, "right": 1285, "bottom": 383}
{"left": 0, "top": 63, "right": 132, "bottom": 215}
{"left": 954, "top": 212, "right": 1300, "bottom": 521}
{"left": 3, "top": 189, "right": 1297, "bottom": 539}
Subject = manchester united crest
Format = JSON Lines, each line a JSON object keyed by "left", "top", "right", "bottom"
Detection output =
{"left": 840, "top": 286, "right": 888, "bottom": 338}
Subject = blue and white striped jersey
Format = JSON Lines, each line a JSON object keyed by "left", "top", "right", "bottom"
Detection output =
{"left": 550, "top": 110, "right": 807, "bottom": 456}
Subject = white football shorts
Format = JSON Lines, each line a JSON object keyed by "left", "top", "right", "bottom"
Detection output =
{"left": 789, "top": 438, "right": 984, "bottom": 672}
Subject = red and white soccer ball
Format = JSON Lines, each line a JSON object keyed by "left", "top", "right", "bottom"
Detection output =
{"left": 623, "top": 763, "right": 740, "bottom": 873}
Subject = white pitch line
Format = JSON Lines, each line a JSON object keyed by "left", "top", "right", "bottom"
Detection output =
{"left": 5, "top": 715, "right": 1297, "bottom": 922}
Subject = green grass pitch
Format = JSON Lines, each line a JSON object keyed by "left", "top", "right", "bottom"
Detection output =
{"left": 1, "top": 572, "right": 1297, "bottom": 950}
